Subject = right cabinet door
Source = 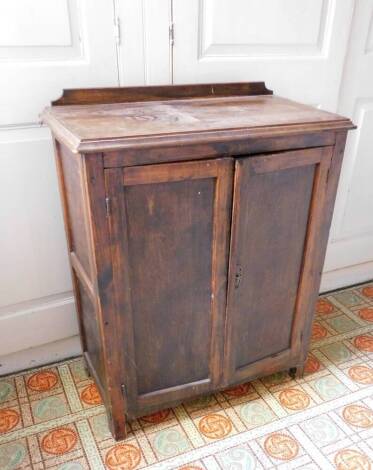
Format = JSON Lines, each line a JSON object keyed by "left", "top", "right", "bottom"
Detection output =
{"left": 224, "top": 147, "right": 333, "bottom": 384}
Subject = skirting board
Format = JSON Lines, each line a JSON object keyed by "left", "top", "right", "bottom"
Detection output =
{"left": 0, "top": 335, "right": 81, "bottom": 376}
{"left": 0, "top": 291, "right": 78, "bottom": 357}
{"left": 320, "top": 260, "right": 373, "bottom": 293}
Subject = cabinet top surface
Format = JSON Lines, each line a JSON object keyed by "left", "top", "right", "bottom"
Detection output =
{"left": 42, "top": 91, "right": 354, "bottom": 154}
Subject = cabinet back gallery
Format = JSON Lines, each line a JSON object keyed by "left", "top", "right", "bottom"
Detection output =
{"left": 42, "top": 82, "right": 355, "bottom": 440}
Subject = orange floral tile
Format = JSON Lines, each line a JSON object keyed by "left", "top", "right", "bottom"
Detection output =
{"left": 27, "top": 370, "right": 58, "bottom": 392}
{"left": 105, "top": 443, "right": 142, "bottom": 470}
{"left": 304, "top": 354, "right": 323, "bottom": 375}
{"left": 40, "top": 426, "right": 78, "bottom": 456}
{"left": 263, "top": 432, "right": 300, "bottom": 462}
{"left": 277, "top": 387, "right": 311, "bottom": 411}
{"left": 357, "top": 307, "right": 373, "bottom": 322}
{"left": 342, "top": 404, "right": 373, "bottom": 429}
{"left": 196, "top": 412, "right": 234, "bottom": 441}
{"left": 348, "top": 364, "right": 373, "bottom": 384}
{"left": 79, "top": 383, "right": 102, "bottom": 406}
{"left": 316, "top": 298, "right": 335, "bottom": 315}
{"left": 361, "top": 285, "right": 373, "bottom": 298}
{"left": 354, "top": 334, "right": 373, "bottom": 352}
{"left": 334, "top": 448, "right": 371, "bottom": 469}
{"left": 0, "top": 407, "right": 21, "bottom": 434}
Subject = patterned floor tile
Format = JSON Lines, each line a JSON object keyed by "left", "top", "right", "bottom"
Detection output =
{"left": 1, "top": 282, "right": 373, "bottom": 469}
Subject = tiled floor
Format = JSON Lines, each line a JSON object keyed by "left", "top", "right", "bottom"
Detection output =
{"left": 1, "top": 283, "right": 373, "bottom": 469}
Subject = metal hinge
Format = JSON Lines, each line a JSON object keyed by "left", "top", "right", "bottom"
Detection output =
{"left": 169, "top": 22, "right": 175, "bottom": 46}
{"left": 114, "top": 16, "right": 121, "bottom": 45}
{"left": 121, "top": 384, "right": 126, "bottom": 396}
{"left": 105, "top": 197, "right": 111, "bottom": 217}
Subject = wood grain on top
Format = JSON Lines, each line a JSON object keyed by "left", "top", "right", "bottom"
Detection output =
{"left": 42, "top": 95, "right": 354, "bottom": 153}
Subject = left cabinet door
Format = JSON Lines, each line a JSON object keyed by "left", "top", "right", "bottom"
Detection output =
{"left": 105, "top": 158, "right": 233, "bottom": 417}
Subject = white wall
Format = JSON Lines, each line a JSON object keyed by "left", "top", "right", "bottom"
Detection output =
{"left": 0, "top": 0, "right": 372, "bottom": 374}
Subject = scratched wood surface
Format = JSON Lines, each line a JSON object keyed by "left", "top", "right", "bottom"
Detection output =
{"left": 42, "top": 94, "right": 353, "bottom": 153}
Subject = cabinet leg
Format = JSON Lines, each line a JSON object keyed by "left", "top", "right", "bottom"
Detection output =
{"left": 107, "top": 409, "right": 127, "bottom": 441}
{"left": 289, "top": 364, "right": 304, "bottom": 380}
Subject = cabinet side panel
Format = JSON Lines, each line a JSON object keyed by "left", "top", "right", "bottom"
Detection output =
{"left": 55, "top": 145, "right": 106, "bottom": 391}
{"left": 77, "top": 280, "right": 105, "bottom": 383}
{"left": 233, "top": 163, "right": 315, "bottom": 369}
{"left": 59, "top": 145, "right": 91, "bottom": 276}
{"left": 125, "top": 179, "right": 214, "bottom": 394}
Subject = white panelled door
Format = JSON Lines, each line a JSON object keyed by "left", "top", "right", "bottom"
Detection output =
{"left": 172, "top": 0, "right": 354, "bottom": 111}
{"left": 0, "top": 0, "right": 119, "bottom": 125}
{"left": 0, "top": 0, "right": 119, "bottom": 372}
{"left": 322, "top": 0, "right": 373, "bottom": 290}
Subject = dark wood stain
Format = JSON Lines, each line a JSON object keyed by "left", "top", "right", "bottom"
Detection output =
{"left": 127, "top": 178, "right": 214, "bottom": 394}
{"left": 228, "top": 157, "right": 316, "bottom": 371}
{"left": 52, "top": 82, "right": 273, "bottom": 106}
{"left": 43, "top": 82, "right": 355, "bottom": 440}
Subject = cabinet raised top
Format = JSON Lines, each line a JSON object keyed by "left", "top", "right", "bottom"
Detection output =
{"left": 42, "top": 83, "right": 354, "bottom": 153}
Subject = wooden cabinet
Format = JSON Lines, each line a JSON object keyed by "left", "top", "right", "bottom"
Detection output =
{"left": 42, "top": 82, "right": 354, "bottom": 440}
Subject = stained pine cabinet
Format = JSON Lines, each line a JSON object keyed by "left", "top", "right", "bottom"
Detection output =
{"left": 42, "top": 82, "right": 354, "bottom": 439}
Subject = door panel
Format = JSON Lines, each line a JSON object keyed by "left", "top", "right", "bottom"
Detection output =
{"left": 0, "top": 0, "right": 118, "bottom": 125}
{"left": 126, "top": 177, "right": 214, "bottom": 394}
{"left": 234, "top": 164, "right": 315, "bottom": 368}
{"left": 172, "top": 0, "right": 354, "bottom": 112}
{"left": 225, "top": 147, "right": 332, "bottom": 383}
{"left": 106, "top": 159, "right": 233, "bottom": 413}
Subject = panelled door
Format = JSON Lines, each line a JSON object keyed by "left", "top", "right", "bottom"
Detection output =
{"left": 0, "top": 0, "right": 120, "bottom": 369}
{"left": 106, "top": 158, "right": 233, "bottom": 416}
{"left": 323, "top": 0, "right": 373, "bottom": 289}
{"left": 224, "top": 147, "right": 332, "bottom": 384}
{"left": 0, "top": 0, "right": 119, "bottom": 125}
{"left": 171, "top": 0, "right": 354, "bottom": 112}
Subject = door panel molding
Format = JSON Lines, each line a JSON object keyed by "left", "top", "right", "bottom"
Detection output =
{"left": 198, "top": 0, "right": 333, "bottom": 58}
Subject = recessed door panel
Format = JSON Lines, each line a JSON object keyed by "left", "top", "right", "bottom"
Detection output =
{"left": 126, "top": 177, "right": 215, "bottom": 394}
{"left": 236, "top": 164, "right": 314, "bottom": 368}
